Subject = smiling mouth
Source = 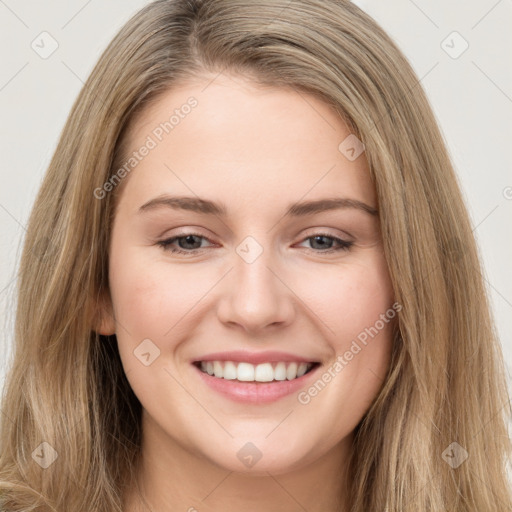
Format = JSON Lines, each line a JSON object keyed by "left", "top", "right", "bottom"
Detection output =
{"left": 193, "top": 361, "right": 320, "bottom": 382}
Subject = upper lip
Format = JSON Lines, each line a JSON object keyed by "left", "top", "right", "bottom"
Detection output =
{"left": 193, "top": 350, "right": 320, "bottom": 365}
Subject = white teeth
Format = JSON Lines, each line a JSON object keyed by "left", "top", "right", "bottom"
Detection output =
{"left": 198, "top": 360, "right": 315, "bottom": 382}
{"left": 223, "top": 361, "right": 237, "bottom": 380}
{"left": 254, "top": 363, "right": 274, "bottom": 382}
{"left": 297, "top": 362, "right": 308, "bottom": 378}
{"left": 236, "top": 363, "right": 254, "bottom": 382}
{"left": 237, "top": 362, "right": 255, "bottom": 381}
{"left": 213, "top": 361, "right": 224, "bottom": 378}
{"left": 286, "top": 362, "right": 298, "bottom": 380}
{"left": 274, "top": 362, "right": 287, "bottom": 381}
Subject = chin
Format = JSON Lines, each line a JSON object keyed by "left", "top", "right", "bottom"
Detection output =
{"left": 198, "top": 436, "right": 316, "bottom": 476}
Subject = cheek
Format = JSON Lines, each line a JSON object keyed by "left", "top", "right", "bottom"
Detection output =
{"left": 298, "top": 255, "right": 395, "bottom": 419}
{"left": 306, "top": 253, "right": 395, "bottom": 347}
{"left": 109, "top": 260, "right": 169, "bottom": 336}
{"left": 108, "top": 243, "right": 199, "bottom": 340}
{"left": 107, "top": 247, "right": 201, "bottom": 390}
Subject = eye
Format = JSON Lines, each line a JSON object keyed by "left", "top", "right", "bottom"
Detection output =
{"left": 157, "top": 231, "right": 353, "bottom": 255}
{"left": 157, "top": 232, "right": 214, "bottom": 255}
{"left": 296, "top": 232, "right": 353, "bottom": 253}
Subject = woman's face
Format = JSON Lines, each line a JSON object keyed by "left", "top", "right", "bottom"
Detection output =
{"left": 100, "top": 73, "right": 396, "bottom": 475}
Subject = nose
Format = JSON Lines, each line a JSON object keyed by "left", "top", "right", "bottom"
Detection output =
{"left": 216, "top": 247, "right": 296, "bottom": 334}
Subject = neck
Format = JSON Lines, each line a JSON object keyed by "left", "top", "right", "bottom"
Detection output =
{"left": 124, "top": 412, "right": 354, "bottom": 512}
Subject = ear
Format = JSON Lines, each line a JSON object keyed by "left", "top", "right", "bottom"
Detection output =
{"left": 93, "top": 288, "right": 116, "bottom": 335}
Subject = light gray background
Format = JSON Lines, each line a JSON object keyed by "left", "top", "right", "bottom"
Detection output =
{"left": 1, "top": 1, "right": 511, "bottom": 408}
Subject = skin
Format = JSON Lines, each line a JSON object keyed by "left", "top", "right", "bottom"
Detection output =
{"left": 98, "top": 73, "right": 396, "bottom": 512}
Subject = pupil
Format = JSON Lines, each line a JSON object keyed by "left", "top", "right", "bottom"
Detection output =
{"left": 313, "top": 236, "right": 330, "bottom": 249}
{"left": 182, "top": 235, "right": 200, "bottom": 249}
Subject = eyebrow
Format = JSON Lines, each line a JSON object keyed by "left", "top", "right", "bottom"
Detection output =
{"left": 138, "top": 195, "right": 378, "bottom": 217}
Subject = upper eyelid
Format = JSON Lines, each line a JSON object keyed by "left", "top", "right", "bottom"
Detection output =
{"left": 159, "top": 223, "right": 354, "bottom": 239}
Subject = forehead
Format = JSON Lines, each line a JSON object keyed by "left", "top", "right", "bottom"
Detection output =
{"left": 117, "top": 73, "right": 376, "bottom": 213}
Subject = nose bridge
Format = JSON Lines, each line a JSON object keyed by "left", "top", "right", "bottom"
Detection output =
{"left": 216, "top": 234, "right": 294, "bottom": 332}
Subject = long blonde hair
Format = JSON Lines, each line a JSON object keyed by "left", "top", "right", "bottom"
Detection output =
{"left": 1, "top": 0, "right": 510, "bottom": 510}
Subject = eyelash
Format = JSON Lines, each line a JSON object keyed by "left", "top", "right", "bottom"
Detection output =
{"left": 157, "top": 231, "right": 354, "bottom": 255}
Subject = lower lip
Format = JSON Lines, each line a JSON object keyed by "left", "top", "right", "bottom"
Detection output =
{"left": 193, "top": 363, "right": 320, "bottom": 404}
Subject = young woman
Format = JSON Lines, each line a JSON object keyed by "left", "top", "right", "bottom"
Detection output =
{"left": 1, "top": 0, "right": 510, "bottom": 510}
